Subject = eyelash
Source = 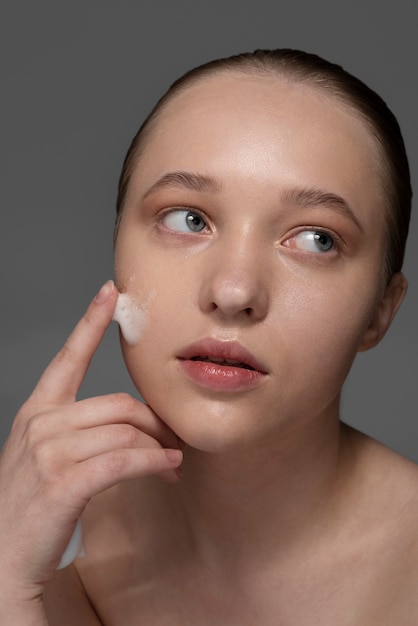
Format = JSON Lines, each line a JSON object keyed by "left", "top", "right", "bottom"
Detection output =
{"left": 159, "top": 208, "right": 210, "bottom": 234}
{"left": 282, "top": 227, "right": 341, "bottom": 255}
{"left": 158, "top": 208, "right": 342, "bottom": 255}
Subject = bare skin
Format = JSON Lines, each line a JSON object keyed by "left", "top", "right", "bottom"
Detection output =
{"left": 0, "top": 285, "right": 183, "bottom": 624}
{"left": 45, "top": 437, "right": 418, "bottom": 625}
{"left": 2, "top": 72, "right": 417, "bottom": 625}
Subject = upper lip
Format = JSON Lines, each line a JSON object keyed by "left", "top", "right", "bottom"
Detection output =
{"left": 177, "top": 338, "right": 269, "bottom": 374}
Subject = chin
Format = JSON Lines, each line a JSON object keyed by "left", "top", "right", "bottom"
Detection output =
{"left": 152, "top": 398, "right": 273, "bottom": 455}
{"left": 124, "top": 355, "right": 282, "bottom": 454}
{"left": 179, "top": 429, "right": 251, "bottom": 455}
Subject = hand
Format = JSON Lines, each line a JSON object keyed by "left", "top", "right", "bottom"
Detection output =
{"left": 0, "top": 280, "right": 182, "bottom": 604}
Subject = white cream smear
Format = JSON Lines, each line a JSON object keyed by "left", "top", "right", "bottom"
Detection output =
{"left": 112, "top": 292, "right": 147, "bottom": 346}
{"left": 57, "top": 518, "right": 85, "bottom": 569}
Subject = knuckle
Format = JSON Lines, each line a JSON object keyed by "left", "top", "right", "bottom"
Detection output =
{"left": 141, "top": 449, "right": 158, "bottom": 470}
{"left": 32, "top": 438, "right": 57, "bottom": 474}
{"left": 109, "top": 392, "right": 137, "bottom": 415}
{"left": 102, "top": 450, "right": 129, "bottom": 476}
{"left": 14, "top": 399, "right": 32, "bottom": 423}
{"left": 23, "top": 414, "right": 48, "bottom": 446}
{"left": 117, "top": 424, "right": 139, "bottom": 448}
{"left": 141, "top": 448, "right": 171, "bottom": 475}
{"left": 12, "top": 400, "right": 40, "bottom": 432}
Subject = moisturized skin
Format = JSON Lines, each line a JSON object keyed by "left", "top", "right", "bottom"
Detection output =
{"left": 112, "top": 292, "right": 149, "bottom": 346}
{"left": 114, "top": 72, "right": 405, "bottom": 454}
{"left": 64, "top": 72, "right": 417, "bottom": 625}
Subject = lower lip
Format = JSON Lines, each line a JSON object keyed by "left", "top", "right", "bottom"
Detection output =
{"left": 178, "top": 359, "right": 266, "bottom": 392}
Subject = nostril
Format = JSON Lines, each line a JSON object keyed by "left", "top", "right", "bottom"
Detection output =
{"left": 199, "top": 279, "right": 268, "bottom": 321}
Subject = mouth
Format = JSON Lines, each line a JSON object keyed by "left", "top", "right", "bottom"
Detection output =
{"left": 177, "top": 338, "right": 268, "bottom": 392}
{"left": 189, "top": 356, "right": 256, "bottom": 371}
{"left": 178, "top": 338, "right": 267, "bottom": 372}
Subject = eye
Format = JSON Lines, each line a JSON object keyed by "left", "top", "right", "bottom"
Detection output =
{"left": 285, "top": 230, "right": 335, "bottom": 254}
{"left": 162, "top": 209, "right": 207, "bottom": 233}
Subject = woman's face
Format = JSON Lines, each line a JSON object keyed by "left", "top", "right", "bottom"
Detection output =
{"left": 114, "top": 72, "right": 392, "bottom": 452}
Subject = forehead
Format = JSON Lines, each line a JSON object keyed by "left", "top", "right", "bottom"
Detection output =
{"left": 128, "top": 72, "right": 384, "bottom": 228}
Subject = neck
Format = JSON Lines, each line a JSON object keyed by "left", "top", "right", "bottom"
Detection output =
{"left": 171, "top": 401, "right": 354, "bottom": 568}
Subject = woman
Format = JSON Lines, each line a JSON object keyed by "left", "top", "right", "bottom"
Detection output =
{"left": 0, "top": 49, "right": 415, "bottom": 624}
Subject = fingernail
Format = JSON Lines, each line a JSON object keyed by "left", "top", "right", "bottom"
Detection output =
{"left": 165, "top": 448, "right": 183, "bottom": 465}
{"left": 95, "top": 280, "right": 114, "bottom": 303}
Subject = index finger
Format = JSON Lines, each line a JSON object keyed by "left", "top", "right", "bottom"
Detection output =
{"left": 28, "top": 280, "right": 118, "bottom": 408}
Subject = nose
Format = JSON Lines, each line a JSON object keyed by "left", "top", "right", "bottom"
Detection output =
{"left": 198, "top": 235, "right": 270, "bottom": 323}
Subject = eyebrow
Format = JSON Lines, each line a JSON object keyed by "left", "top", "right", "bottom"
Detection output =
{"left": 142, "top": 171, "right": 362, "bottom": 232}
{"left": 283, "top": 186, "right": 363, "bottom": 231}
{"left": 142, "top": 171, "right": 222, "bottom": 199}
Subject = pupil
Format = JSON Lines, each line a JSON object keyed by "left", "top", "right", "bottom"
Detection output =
{"left": 314, "top": 232, "right": 332, "bottom": 251}
{"left": 186, "top": 212, "right": 204, "bottom": 231}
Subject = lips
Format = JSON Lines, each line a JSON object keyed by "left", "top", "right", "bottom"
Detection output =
{"left": 190, "top": 355, "right": 255, "bottom": 370}
{"left": 177, "top": 338, "right": 268, "bottom": 392}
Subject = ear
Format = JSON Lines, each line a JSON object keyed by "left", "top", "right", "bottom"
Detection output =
{"left": 358, "top": 272, "right": 408, "bottom": 352}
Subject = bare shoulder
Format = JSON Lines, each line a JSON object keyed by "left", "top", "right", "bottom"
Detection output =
{"left": 346, "top": 425, "right": 418, "bottom": 533}
{"left": 44, "top": 433, "right": 418, "bottom": 625}
{"left": 346, "top": 424, "right": 418, "bottom": 510}
{"left": 344, "top": 426, "right": 418, "bottom": 619}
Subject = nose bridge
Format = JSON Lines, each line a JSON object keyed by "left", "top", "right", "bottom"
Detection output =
{"left": 199, "top": 225, "right": 270, "bottom": 321}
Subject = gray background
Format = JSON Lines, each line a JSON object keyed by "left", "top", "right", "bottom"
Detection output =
{"left": 1, "top": 2, "right": 417, "bottom": 458}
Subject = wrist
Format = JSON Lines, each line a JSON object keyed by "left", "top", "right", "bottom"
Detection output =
{"left": 0, "top": 597, "right": 48, "bottom": 626}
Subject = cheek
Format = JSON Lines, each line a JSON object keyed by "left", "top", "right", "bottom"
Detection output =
{"left": 271, "top": 272, "right": 380, "bottom": 373}
{"left": 112, "top": 292, "right": 150, "bottom": 346}
{"left": 119, "top": 295, "right": 181, "bottom": 410}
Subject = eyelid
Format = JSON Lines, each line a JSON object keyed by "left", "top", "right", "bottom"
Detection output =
{"left": 282, "top": 226, "right": 344, "bottom": 254}
{"left": 159, "top": 206, "right": 211, "bottom": 234}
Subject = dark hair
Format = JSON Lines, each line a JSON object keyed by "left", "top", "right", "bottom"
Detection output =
{"left": 115, "top": 48, "right": 412, "bottom": 282}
